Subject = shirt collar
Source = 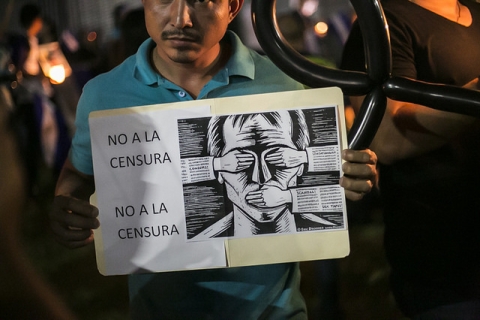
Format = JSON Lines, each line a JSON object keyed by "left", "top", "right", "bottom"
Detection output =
{"left": 133, "top": 38, "right": 158, "bottom": 85}
{"left": 223, "top": 30, "right": 255, "bottom": 80}
{"left": 132, "top": 31, "right": 255, "bottom": 86}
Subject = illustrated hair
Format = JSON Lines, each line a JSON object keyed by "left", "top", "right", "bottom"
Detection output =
{"left": 207, "top": 110, "right": 310, "bottom": 157}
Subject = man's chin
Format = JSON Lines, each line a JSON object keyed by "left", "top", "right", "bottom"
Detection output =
{"left": 164, "top": 49, "right": 199, "bottom": 64}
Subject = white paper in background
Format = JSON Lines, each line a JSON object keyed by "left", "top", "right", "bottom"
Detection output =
{"left": 90, "top": 105, "right": 227, "bottom": 275}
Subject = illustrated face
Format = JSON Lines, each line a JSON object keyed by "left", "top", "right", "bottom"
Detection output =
{"left": 219, "top": 112, "right": 303, "bottom": 223}
{"left": 142, "top": 0, "right": 240, "bottom": 65}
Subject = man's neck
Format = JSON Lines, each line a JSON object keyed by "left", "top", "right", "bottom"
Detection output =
{"left": 233, "top": 207, "right": 296, "bottom": 237}
{"left": 151, "top": 41, "right": 230, "bottom": 99}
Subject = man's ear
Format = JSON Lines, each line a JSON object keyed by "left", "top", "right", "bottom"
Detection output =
{"left": 229, "top": 0, "right": 244, "bottom": 22}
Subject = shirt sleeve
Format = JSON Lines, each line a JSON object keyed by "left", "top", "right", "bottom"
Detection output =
{"left": 384, "top": 11, "right": 417, "bottom": 79}
{"left": 340, "top": 13, "right": 417, "bottom": 80}
{"left": 70, "top": 83, "right": 96, "bottom": 175}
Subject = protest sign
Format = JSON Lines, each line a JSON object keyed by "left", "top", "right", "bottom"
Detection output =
{"left": 90, "top": 87, "right": 350, "bottom": 275}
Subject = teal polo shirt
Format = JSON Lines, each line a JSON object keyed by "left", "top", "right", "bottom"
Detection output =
{"left": 71, "top": 31, "right": 306, "bottom": 319}
{"left": 71, "top": 31, "right": 303, "bottom": 175}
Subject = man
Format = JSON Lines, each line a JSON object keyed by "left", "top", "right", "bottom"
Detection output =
{"left": 50, "top": 0, "right": 377, "bottom": 318}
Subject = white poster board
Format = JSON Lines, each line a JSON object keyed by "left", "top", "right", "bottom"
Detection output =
{"left": 90, "top": 87, "right": 350, "bottom": 275}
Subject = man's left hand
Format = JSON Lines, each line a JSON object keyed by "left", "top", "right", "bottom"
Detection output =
{"left": 340, "top": 149, "right": 378, "bottom": 201}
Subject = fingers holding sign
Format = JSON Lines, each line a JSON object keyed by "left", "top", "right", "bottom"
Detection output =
{"left": 50, "top": 195, "right": 99, "bottom": 249}
{"left": 340, "top": 149, "right": 378, "bottom": 201}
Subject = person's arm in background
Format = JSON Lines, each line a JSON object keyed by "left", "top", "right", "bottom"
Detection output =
{"left": 350, "top": 78, "right": 479, "bottom": 165}
{"left": 344, "top": 15, "right": 480, "bottom": 165}
{"left": 49, "top": 158, "right": 99, "bottom": 249}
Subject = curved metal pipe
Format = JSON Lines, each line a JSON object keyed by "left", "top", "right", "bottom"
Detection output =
{"left": 251, "top": 0, "right": 390, "bottom": 149}
{"left": 251, "top": 0, "right": 480, "bottom": 150}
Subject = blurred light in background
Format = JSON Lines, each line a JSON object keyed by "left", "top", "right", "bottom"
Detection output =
{"left": 314, "top": 21, "right": 329, "bottom": 38}
{"left": 87, "top": 31, "right": 97, "bottom": 42}
{"left": 38, "top": 42, "right": 72, "bottom": 84}
{"left": 300, "top": 0, "right": 319, "bottom": 17}
{"left": 48, "top": 65, "right": 66, "bottom": 84}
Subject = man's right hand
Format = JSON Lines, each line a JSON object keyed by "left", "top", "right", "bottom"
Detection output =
{"left": 50, "top": 195, "right": 99, "bottom": 249}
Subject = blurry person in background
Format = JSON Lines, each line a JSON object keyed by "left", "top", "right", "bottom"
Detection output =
{"left": 19, "top": 3, "right": 43, "bottom": 77}
{"left": 100, "top": 6, "right": 149, "bottom": 72}
{"left": 104, "top": 7, "right": 150, "bottom": 71}
{"left": 119, "top": 8, "right": 150, "bottom": 60}
{"left": 5, "top": 3, "right": 46, "bottom": 194}
{"left": 100, "top": 3, "right": 130, "bottom": 72}
{"left": 7, "top": 3, "right": 71, "bottom": 185}
{"left": 341, "top": 0, "right": 480, "bottom": 318}
{"left": 0, "top": 71, "right": 76, "bottom": 320}
{"left": 110, "top": 3, "right": 130, "bottom": 43}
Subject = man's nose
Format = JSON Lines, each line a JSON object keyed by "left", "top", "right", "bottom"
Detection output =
{"left": 170, "top": 0, "right": 193, "bottom": 28}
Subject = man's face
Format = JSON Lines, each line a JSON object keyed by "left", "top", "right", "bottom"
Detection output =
{"left": 219, "top": 112, "right": 303, "bottom": 223}
{"left": 142, "top": 0, "right": 240, "bottom": 65}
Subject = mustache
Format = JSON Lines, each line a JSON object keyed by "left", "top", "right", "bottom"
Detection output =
{"left": 161, "top": 30, "right": 199, "bottom": 41}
